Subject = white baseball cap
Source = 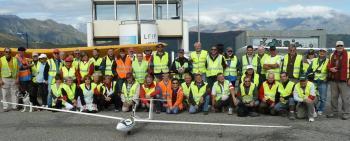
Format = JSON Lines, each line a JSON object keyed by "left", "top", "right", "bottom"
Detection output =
{"left": 336, "top": 41, "right": 344, "bottom": 46}
{"left": 247, "top": 65, "right": 254, "bottom": 70}
{"left": 38, "top": 54, "right": 47, "bottom": 59}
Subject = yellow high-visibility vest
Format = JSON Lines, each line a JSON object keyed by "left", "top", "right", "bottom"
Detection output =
{"left": 190, "top": 50, "right": 208, "bottom": 74}
{"left": 153, "top": 52, "right": 169, "bottom": 73}
{"left": 262, "top": 81, "right": 280, "bottom": 102}
{"left": 0, "top": 56, "right": 18, "bottom": 78}
{"left": 282, "top": 54, "right": 303, "bottom": 78}
{"left": 206, "top": 55, "right": 224, "bottom": 77}
{"left": 224, "top": 56, "right": 238, "bottom": 76}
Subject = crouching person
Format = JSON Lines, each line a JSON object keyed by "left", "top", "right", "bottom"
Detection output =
{"left": 258, "top": 73, "right": 279, "bottom": 115}
{"left": 236, "top": 77, "right": 259, "bottom": 117}
{"left": 211, "top": 73, "right": 238, "bottom": 115}
{"left": 62, "top": 77, "right": 78, "bottom": 110}
{"left": 77, "top": 76, "right": 98, "bottom": 113}
{"left": 97, "top": 75, "right": 120, "bottom": 112}
{"left": 166, "top": 78, "right": 184, "bottom": 114}
{"left": 51, "top": 75, "right": 74, "bottom": 110}
{"left": 139, "top": 74, "right": 157, "bottom": 112}
{"left": 188, "top": 74, "right": 210, "bottom": 115}
{"left": 121, "top": 73, "right": 140, "bottom": 112}
{"left": 274, "top": 72, "right": 296, "bottom": 120}
{"left": 293, "top": 76, "right": 317, "bottom": 122}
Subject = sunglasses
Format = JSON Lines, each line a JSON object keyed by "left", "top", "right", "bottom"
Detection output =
{"left": 54, "top": 53, "right": 59, "bottom": 55}
{"left": 5, "top": 51, "right": 10, "bottom": 53}
{"left": 227, "top": 50, "right": 233, "bottom": 52}
{"left": 244, "top": 81, "right": 250, "bottom": 82}
{"left": 336, "top": 45, "right": 343, "bottom": 47}
{"left": 211, "top": 49, "right": 217, "bottom": 50}
{"left": 172, "top": 82, "right": 179, "bottom": 84}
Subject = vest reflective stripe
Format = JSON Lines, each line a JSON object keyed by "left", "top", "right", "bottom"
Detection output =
{"left": 79, "top": 61, "right": 91, "bottom": 78}
{"left": 16, "top": 56, "right": 31, "bottom": 79}
{"left": 190, "top": 82, "right": 208, "bottom": 105}
{"left": 51, "top": 83, "right": 64, "bottom": 98}
{"left": 239, "top": 83, "right": 255, "bottom": 103}
{"left": 265, "top": 55, "right": 282, "bottom": 80}
{"left": 260, "top": 54, "right": 269, "bottom": 75}
{"left": 282, "top": 54, "right": 303, "bottom": 78}
{"left": 89, "top": 57, "right": 102, "bottom": 69}
{"left": 158, "top": 81, "right": 172, "bottom": 98}
{"left": 278, "top": 81, "right": 295, "bottom": 104}
{"left": 262, "top": 81, "right": 280, "bottom": 102}
{"left": 206, "top": 55, "right": 224, "bottom": 77}
{"left": 0, "top": 56, "right": 18, "bottom": 78}
{"left": 241, "top": 73, "right": 260, "bottom": 86}
{"left": 242, "top": 54, "right": 258, "bottom": 72}
{"left": 142, "top": 82, "right": 156, "bottom": 96}
{"left": 224, "top": 56, "right": 238, "bottom": 76}
{"left": 116, "top": 57, "right": 132, "bottom": 79}
{"left": 62, "top": 83, "right": 76, "bottom": 101}
{"left": 311, "top": 58, "right": 329, "bottom": 81}
{"left": 62, "top": 66, "right": 76, "bottom": 80}
{"left": 213, "top": 80, "right": 230, "bottom": 101}
{"left": 105, "top": 57, "right": 114, "bottom": 76}
{"left": 73, "top": 58, "right": 80, "bottom": 69}
{"left": 153, "top": 53, "right": 169, "bottom": 73}
{"left": 102, "top": 81, "right": 117, "bottom": 96}
{"left": 132, "top": 60, "right": 148, "bottom": 83}
{"left": 122, "top": 82, "right": 139, "bottom": 101}
{"left": 295, "top": 81, "right": 313, "bottom": 100}
{"left": 181, "top": 82, "right": 193, "bottom": 97}
{"left": 190, "top": 50, "right": 208, "bottom": 74}
{"left": 174, "top": 61, "right": 189, "bottom": 79}
{"left": 48, "top": 59, "right": 62, "bottom": 76}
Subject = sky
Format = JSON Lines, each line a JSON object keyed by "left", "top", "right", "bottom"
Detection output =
{"left": 0, "top": 0, "right": 350, "bottom": 28}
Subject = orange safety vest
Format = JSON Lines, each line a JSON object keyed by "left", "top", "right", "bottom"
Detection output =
{"left": 16, "top": 55, "right": 31, "bottom": 79}
{"left": 166, "top": 87, "right": 184, "bottom": 110}
{"left": 158, "top": 80, "right": 172, "bottom": 98}
{"left": 115, "top": 57, "right": 132, "bottom": 79}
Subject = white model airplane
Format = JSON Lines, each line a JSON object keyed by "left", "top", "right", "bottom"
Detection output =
{"left": 1, "top": 99, "right": 291, "bottom": 135}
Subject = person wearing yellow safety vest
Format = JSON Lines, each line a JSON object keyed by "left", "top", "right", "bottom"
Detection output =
{"left": 205, "top": 46, "right": 226, "bottom": 88}
{"left": 149, "top": 43, "right": 170, "bottom": 80}
{"left": 121, "top": 73, "right": 140, "bottom": 112}
{"left": 72, "top": 49, "right": 81, "bottom": 69}
{"left": 282, "top": 44, "right": 304, "bottom": 81}
{"left": 258, "top": 73, "right": 280, "bottom": 115}
{"left": 100, "top": 75, "right": 121, "bottom": 112}
{"left": 306, "top": 48, "right": 329, "bottom": 116}
{"left": 100, "top": 48, "right": 116, "bottom": 77}
{"left": 78, "top": 52, "right": 94, "bottom": 81}
{"left": 241, "top": 65, "right": 261, "bottom": 88}
{"left": 190, "top": 42, "right": 208, "bottom": 81}
{"left": 224, "top": 47, "right": 241, "bottom": 86}
{"left": 60, "top": 57, "right": 80, "bottom": 84}
{"left": 47, "top": 48, "right": 64, "bottom": 108}
{"left": 0, "top": 48, "right": 19, "bottom": 112}
{"left": 263, "top": 46, "right": 282, "bottom": 81}
{"left": 274, "top": 72, "right": 296, "bottom": 120}
{"left": 62, "top": 77, "right": 78, "bottom": 111}
{"left": 236, "top": 77, "right": 259, "bottom": 117}
{"left": 241, "top": 45, "right": 259, "bottom": 72}
{"left": 139, "top": 74, "right": 157, "bottom": 112}
{"left": 30, "top": 52, "right": 41, "bottom": 106}
{"left": 33, "top": 54, "right": 50, "bottom": 107}
{"left": 91, "top": 72, "right": 104, "bottom": 111}
{"left": 181, "top": 73, "right": 193, "bottom": 109}
{"left": 293, "top": 75, "right": 317, "bottom": 122}
{"left": 257, "top": 46, "right": 269, "bottom": 81}
{"left": 170, "top": 49, "right": 192, "bottom": 83}
{"left": 77, "top": 75, "right": 98, "bottom": 113}
{"left": 89, "top": 49, "right": 103, "bottom": 74}
{"left": 211, "top": 73, "right": 238, "bottom": 115}
{"left": 132, "top": 53, "right": 149, "bottom": 84}
{"left": 188, "top": 73, "right": 210, "bottom": 115}
{"left": 327, "top": 41, "right": 350, "bottom": 120}
{"left": 303, "top": 49, "right": 316, "bottom": 74}
{"left": 51, "top": 75, "right": 74, "bottom": 110}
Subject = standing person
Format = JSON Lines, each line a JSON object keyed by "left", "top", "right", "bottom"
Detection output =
{"left": 100, "top": 48, "right": 116, "bottom": 77}
{"left": 47, "top": 49, "right": 63, "bottom": 108}
{"left": 188, "top": 73, "right": 210, "bottom": 115}
{"left": 121, "top": 73, "right": 140, "bottom": 112}
{"left": 293, "top": 76, "right": 317, "bottom": 122}
{"left": 257, "top": 46, "right": 269, "bottom": 81}
{"left": 34, "top": 54, "right": 49, "bottom": 107}
{"left": 0, "top": 48, "right": 19, "bottom": 112}
{"left": 77, "top": 76, "right": 98, "bottom": 113}
{"left": 263, "top": 46, "right": 282, "bottom": 81}
{"left": 190, "top": 42, "right": 208, "bottom": 81}
{"left": 139, "top": 74, "right": 157, "bottom": 112}
{"left": 132, "top": 53, "right": 148, "bottom": 84}
{"left": 327, "top": 41, "right": 350, "bottom": 120}
{"left": 72, "top": 49, "right": 81, "bottom": 69}
{"left": 258, "top": 73, "right": 280, "bottom": 115}
{"left": 78, "top": 52, "right": 94, "bottom": 81}
{"left": 166, "top": 78, "right": 184, "bottom": 114}
{"left": 274, "top": 72, "right": 296, "bottom": 120}
{"left": 89, "top": 49, "right": 103, "bottom": 74}
{"left": 171, "top": 49, "right": 192, "bottom": 83}
{"left": 205, "top": 46, "right": 226, "bottom": 88}
{"left": 224, "top": 47, "right": 240, "bottom": 86}
{"left": 143, "top": 47, "right": 153, "bottom": 63}
{"left": 282, "top": 44, "right": 303, "bottom": 82}
{"left": 60, "top": 57, "right": 80, "bottom": 84}
{"left": 30, "top": 52, "right": 40, "bottom": 106}
{"left": 211, "top": 73, "right": 237, "bottom": 115}
{"left": 149, "top": 43, "right": 170, "bottom": 80}
{"left": 241, "top": 45, "right": 258, "bottom": 72}
{"left": 303, "top": 50, "right": 316, "bottom": 74}
{"left": 115, "top": 49, "right": 132, "bottom": 94}
{"left": 236, "top": 77, "right": 259, "bottom": 117}
{"left": 306, "top": 48, "right": 329, "bottom": 116}
{"left": 16, "top": 47, "right": 32, "bottom": 106}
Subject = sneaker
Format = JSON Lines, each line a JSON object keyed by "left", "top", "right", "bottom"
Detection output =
{"left": 114, "top": 109, "right": 120, "bottom": 112}
{"left": 313, "top": 112, "right": 318, "bottom": 118}
{"left": 308, "top": 117, "right": 315, "bottom": 122}
{"left": 228, "top": 108, "right": 233, "bottom": 115}
{"left": 341, "top": 114, "right": 349, "bottom": 120}
{"left": 326, "top": 113, "right": 338, "bottom": 118}
{"left": 155, "top": 110, "right": 161, "bottom": 114}
{"left": 317, "top": 111, "right": 323, "bottom": 116}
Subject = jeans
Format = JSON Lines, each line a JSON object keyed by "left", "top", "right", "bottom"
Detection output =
{"left": 274, "top": 98, "right": 295, "bottom": 112}
{"left": 189, "top": 95, "right": 210, "bottom": 114}
{"left": 166, "top": 107, "right": 179, "bottom": 114}
{"left": 315, "top": 81, "right": 328, "bottom": 112}
{"left": 47, "top": 76, "right": 53, "bottom": 107}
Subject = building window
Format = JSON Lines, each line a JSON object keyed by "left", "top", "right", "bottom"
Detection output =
{"left": 156, "top": 4, "right": 178, "bottom": 20}
{"left": 96, "top": 4, "right": 114, "bottom": 20}
{"left": 139, "top": 4, "right": 153, "bottom": 20}
{"left": 117, "top": 4, "right": 136, "bottom": 20}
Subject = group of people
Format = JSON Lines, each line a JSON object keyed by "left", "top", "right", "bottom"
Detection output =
{"left": 0, "top": 40, "right": 349, "bottom": 122}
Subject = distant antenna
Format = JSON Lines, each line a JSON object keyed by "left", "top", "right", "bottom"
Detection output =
{"left": 197, "top": 0, "right": 200, "bottom": 42}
